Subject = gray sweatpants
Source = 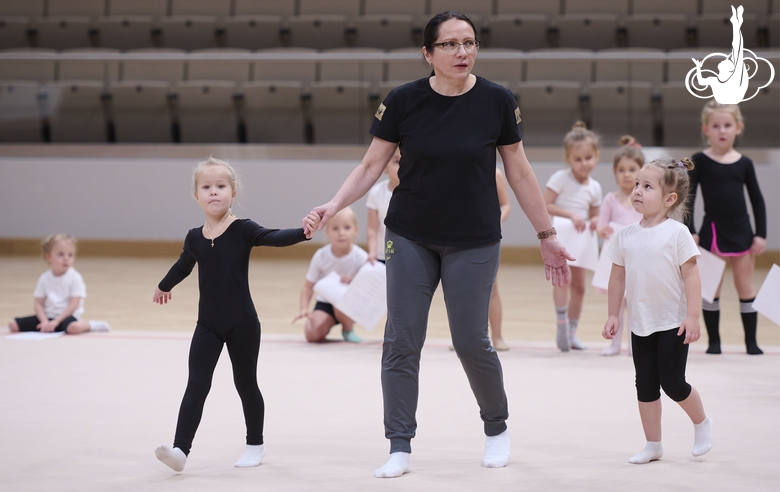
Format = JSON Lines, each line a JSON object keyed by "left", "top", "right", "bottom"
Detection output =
{"left": 382, "top": 229, "right": 509, "bottom": 454}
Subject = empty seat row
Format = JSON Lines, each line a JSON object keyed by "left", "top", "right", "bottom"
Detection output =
{"left": 2, "top": 12, "right": 778, "bottom": 51}
{"left": 0, "top": 79, "right": 377, "bottom": 144}
{"left": 2, "top": 78, "right": 776, "bottom": 147}
{"left": 3, "top": 0, "right": 777, "bottom": 18}
{"left": 3, "top": 48, "right": 777, "bottom": 89}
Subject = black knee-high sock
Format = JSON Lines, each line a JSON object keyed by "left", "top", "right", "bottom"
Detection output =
{"left": 740, "top": 298, "right": 762, "bottom": 355}
{"left": 702, "top": 298, "right": 721, "bottom": 354}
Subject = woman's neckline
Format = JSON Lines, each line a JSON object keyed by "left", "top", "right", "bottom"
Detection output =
{"left": 427, "top": 74, "right": 479, "bottom": 97}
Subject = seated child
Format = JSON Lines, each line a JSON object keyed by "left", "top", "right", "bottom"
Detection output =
{"left": 8, "top": 233, "right": 110, "bottom": 334}
{"left": 295, "top": 207, "right": 368, "bottom": 343}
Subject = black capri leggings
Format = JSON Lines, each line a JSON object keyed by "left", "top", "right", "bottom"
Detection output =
{"left": 173, "top": 316, "right": 265, "bottom": 455}
{"left": 632, "top": 328, "right": 692, "bottom": 403}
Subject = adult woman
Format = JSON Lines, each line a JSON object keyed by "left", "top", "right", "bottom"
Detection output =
{"left": 305, "top": 11, "right": 573, "bottom": 478}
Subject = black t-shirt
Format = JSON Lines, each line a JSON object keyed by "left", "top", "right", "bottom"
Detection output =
{"left": 370, "top": 76, "right": 522, "bottom": 248}
{"left": 158, "top": 219, "right": 308, "bottom": 329}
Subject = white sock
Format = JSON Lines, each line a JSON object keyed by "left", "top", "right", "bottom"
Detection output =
{"left": 235, "top": 444, "right": 265, "bottom": 468}
{"left": 555, "top": 306, "right": 570, "bottom": 352}
{"left": 88, "top": 320, "right": 111, "bottom": 332}
{"left": 374, "top": 452, "right": 410, "bottom": 478}
{"left": 155, "top": 444, "right": 186, "bottom": 472}
{"left": 569, "top": 320, "right": 586, "bottom": 350}
{"left": 692, "top": 416, "right": 713, "bottom": 457}
{"left": 628, "top": 441, "right": 663, "bottom": 464}
{"left": 482, "top": 429, "right": 510, "bottom": 468}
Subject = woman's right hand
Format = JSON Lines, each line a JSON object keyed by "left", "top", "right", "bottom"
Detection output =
{"left": 308, "top": 202, "right": 339, "bottom": 232}
{"left": 540, "top": 237, "right": 575, "bottom": 287}
{"left": 597, "top": 224, "right": 613, "bottom": 239}
{"left": 153, "top": 287, "right": 171, "bottom": 305}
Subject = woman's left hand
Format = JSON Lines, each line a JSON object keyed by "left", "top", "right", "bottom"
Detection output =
{"left": 540, "top": 237, "right": 575, "bottom": 287}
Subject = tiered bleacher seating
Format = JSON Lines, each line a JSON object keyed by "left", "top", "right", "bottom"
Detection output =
{"left": 0, "top": 0, "right": 777, "bottom": 145}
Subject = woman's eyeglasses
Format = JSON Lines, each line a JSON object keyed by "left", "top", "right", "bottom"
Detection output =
{"left": 432, "top": 40, "right": 480, "bottom": 53}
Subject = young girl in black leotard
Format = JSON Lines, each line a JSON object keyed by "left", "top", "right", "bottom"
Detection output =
{"left": 686, "top": 101, "right": 767, "bottom": 355}
{"left": 153, "top": 158, "right": 320, "bottom": 472}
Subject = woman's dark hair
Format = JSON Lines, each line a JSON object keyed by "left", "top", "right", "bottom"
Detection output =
{"left": 423, "top": 11, "right": 479, "bottom": 53}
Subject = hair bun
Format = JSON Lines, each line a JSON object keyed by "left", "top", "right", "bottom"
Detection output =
{"left": 680, "top": 158, "right": 694, "bottom": 170}
{"left": 618, "top": 135, "right": 637, "bottom": 146}
{"left": 572, "top": 120, "right": 588, "bottom": 131}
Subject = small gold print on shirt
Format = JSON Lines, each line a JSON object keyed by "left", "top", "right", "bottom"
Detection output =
{"left": 375, "top": 103, "right": 386, "bottom": 121}
{"left": 515, "top": 107, "right": 522, "bottom": 124}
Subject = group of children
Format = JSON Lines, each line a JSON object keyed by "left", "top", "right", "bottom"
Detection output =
{"left": 5, "top": 100, "right": 767, "bottom": 472}
{"left": 547, "top": 102, "right": 766, "bottom": 359}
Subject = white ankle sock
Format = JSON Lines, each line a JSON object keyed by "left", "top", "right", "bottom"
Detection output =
{"left": 88, "top": 320, "right": 111, "bottom": 332}
{"left": 374, "top": 452, "right": 410, "bottom": 478}
{"left": 555, "top": 306, "right": 570, "bottom": 351}
{"left": 569, "top": 320, "right": 586, "bottom": 350}
{"left": 692, "top": 416, "right": 713, "bottom": 457}
{"left": 155, "top": 444, "right": 186, "bottom": 472}
{"left": 482, "top": 429, "right": 510, "bottom": 468}
{"left": 601, "top": 343, "right": 620, "bottom": 356}
{"left": 628, "top": 441, "right": 663, "bottom": 464}
{"left": 235, "top": 444, "right": 265, "bottom": 468}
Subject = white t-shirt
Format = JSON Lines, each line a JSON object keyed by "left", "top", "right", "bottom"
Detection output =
{"left": 366, "top": 179, "right": 394, "bottom": 260}
{"left": 305, "top": 244, "right": 369, "bottom": 302}
{"left": 609, "top": 219, "right": 700, "bottom": 337}
{"left": 33, "top": 268, "right": 86, "bottom": 319}
{"left": 546, "top": 168, "right": 602, "bottom": 219}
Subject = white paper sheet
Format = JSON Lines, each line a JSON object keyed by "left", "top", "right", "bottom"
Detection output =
{"left": 335, "top": 262, "right": 387, "bottom": 331}
{"left": 312, "top": 271, "right": 349, "bottom": 305}
{"left": 5, "top": 332, "right": 65, "bottom": 341}
{"left": 752, "top": 264, "right": 780, "bottom": 326}
{"left": 697, "top": 246, "right": 727, "bottom": 304}
{"left": 553, "top": 216, "right": 599, "bottom": 272}
{"left": 591, "top": 221, "right": 622, "bottom": 291}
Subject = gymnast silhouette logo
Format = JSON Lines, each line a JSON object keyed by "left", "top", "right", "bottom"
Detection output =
{"left": 685, "top": 5, "right": 774, "bottom": 104}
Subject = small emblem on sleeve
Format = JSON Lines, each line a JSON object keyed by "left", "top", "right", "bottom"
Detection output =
{"left": 515, "top": 107, "right": 522, "bottom": 124}
{"left": 375, "top": 103, "right": 386, "bottom": 121}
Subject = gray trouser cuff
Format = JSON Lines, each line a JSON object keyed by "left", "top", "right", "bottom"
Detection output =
{"left": 390, "top": 438, "right": 412, "bottom": 454}
{"left": 485, "top": 421, "right": 508, "bottom": 437}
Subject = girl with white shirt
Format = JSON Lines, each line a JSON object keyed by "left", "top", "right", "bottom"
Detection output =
{"left": 604, "top": 157, "right": 713, "bottom": 464}
{"left": 544, "top": 122, "right": 603, "bottom": 352}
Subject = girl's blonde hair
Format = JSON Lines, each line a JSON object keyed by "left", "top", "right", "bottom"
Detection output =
{"left": 645, "top": 157, "right": 695, "bottom": 220}
{"left": 41, "top": 233, "right": 76, "bottom": 257}
{"left": 563, "top": 121, "right": 600, "bottom": 159}
{"left": 613, "top": 135, "right": 645, "bottom": 171}
{"left": 192, "top": 157, "right": 240, "bottom": 194}
{"left": 701, "top": 100, "right": 744, "bottom": 127}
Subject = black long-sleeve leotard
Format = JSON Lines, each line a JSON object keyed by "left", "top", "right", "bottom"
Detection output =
{"left": 158, "top": 219, "right": 307, "bottom": 329}
{"left": 686, "top": 152, "right": 766, "bottom": 253}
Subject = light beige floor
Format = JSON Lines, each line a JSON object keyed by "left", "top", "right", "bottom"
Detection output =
{"left": 0, "top": 257, "right": 778, "bottom": 491}
{"left": 1, "top": 257, "right": 777, "bottom": 348}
